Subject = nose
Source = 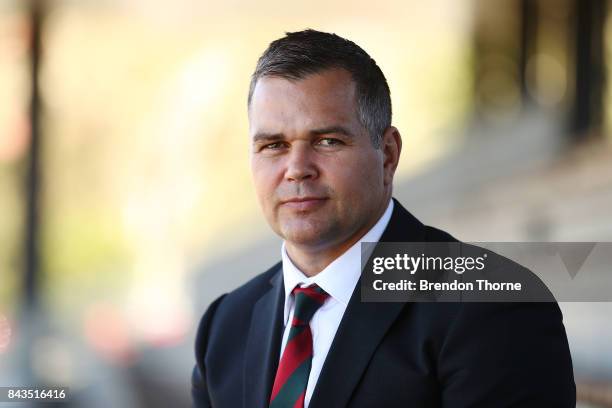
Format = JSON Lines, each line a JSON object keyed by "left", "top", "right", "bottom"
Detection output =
{"left": 285, "top": 143, "right": 318, "bottom": 182}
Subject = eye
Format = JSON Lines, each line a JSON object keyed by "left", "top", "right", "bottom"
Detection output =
{"left": 317, "top": 138, "right": 344, "bottom": 147}
{"left": 261, "top": 142, "right": 286, "bottom": 150}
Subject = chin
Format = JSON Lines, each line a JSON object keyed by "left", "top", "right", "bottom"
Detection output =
{"left": 278, "top": 212, "right": 343, "bottom": 242}
{"left": 282, "top": 230, "right": 324, "bottom": 246}
{"left": 280, "top": 222, "right": 332, "bottom": 246}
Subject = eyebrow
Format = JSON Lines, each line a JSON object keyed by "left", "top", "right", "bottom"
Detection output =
{"left": 310, "top": 125, "right": 354, "bottom": 138}
{"left": 252, "top": 132, "right": 284, "bottom": 144}
{"left": 252, "top": 125, "right": 355, "bottom": 143}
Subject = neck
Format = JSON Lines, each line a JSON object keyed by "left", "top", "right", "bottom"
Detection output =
{"left": 285, "top": 196, "right": 391, "bottom": 277}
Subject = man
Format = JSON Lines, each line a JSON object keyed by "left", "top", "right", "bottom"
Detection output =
{"left": 192, "top": 29, "right": 575, "bottom": 407}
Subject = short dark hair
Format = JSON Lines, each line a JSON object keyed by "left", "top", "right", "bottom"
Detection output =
{"left": 247, "top": 29, "right": 392, "bottom": 148}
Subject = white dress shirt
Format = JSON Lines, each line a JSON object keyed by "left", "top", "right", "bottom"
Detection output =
{"left": 279, "top": 199, "right": 394, "bottom": 407}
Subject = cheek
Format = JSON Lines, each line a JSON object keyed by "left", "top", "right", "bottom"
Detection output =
{"left": 329, "top": 152, "right": 383, "bottom": 195}
{"left": 251, "top": 160, "right": 279, "bottom": 203}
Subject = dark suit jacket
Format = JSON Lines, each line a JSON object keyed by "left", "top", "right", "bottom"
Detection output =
{"left": 192, "top": 199, "right": 575, "bottom": 407}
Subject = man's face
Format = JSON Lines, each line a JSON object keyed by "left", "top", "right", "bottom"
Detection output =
{"left": 249, "top": 68, "right": 390, "bottom": 251}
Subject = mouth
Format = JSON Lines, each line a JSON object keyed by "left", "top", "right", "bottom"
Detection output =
{"left": 280, "top": 197, "right": 328, "bottom": 211}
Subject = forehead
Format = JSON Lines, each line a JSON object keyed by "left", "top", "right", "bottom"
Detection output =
{"left": 248, "top": 68, "right": 360, "bottom": 134}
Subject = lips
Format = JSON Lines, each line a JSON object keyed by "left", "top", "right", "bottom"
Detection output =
{"left": 280, "top": 197, "right": 328, "bottom": 211}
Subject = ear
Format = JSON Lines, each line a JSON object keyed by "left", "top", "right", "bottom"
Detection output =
{"left": 381, "top": 126, "right": 402, "bottom": 186}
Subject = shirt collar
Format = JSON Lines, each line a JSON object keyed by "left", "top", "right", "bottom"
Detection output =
{"left": 281, "top": 199, "right": 394, "bottom": 319}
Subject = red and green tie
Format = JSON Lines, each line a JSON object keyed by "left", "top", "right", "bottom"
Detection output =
{"left": 269, "top": 284, "right": 329, "bottom": 408}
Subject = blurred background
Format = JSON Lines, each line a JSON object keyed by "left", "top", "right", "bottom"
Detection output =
{"left": 1, "top": 0, "right": 611, "bottom": 406}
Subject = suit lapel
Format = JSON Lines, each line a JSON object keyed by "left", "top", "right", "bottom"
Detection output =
{"left": 243, "top": 266, "right": 285, "bottom": 408}
{"left": 309, "top": 199, "right": 427, "bottom": 408}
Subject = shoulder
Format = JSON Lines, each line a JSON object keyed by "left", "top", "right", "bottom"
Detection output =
{"left": 423, "top": 224, "right": 458, "bottom": 242}
{"left": 386, "top": 198, "right": 459, "bottom": 243}
{"left": 219, "top": 261, "right": 282, "bottom": 308}
{"left": 195, "top": 261, "right": 281, "bottom": 333}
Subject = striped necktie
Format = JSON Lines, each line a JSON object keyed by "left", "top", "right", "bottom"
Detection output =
{"left": 269, "top": 284, "right": 329, "bottom": 408}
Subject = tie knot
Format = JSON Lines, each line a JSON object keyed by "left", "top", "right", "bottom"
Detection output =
{"left": 291, "top": 285, "right": 329, "bottom": 327}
